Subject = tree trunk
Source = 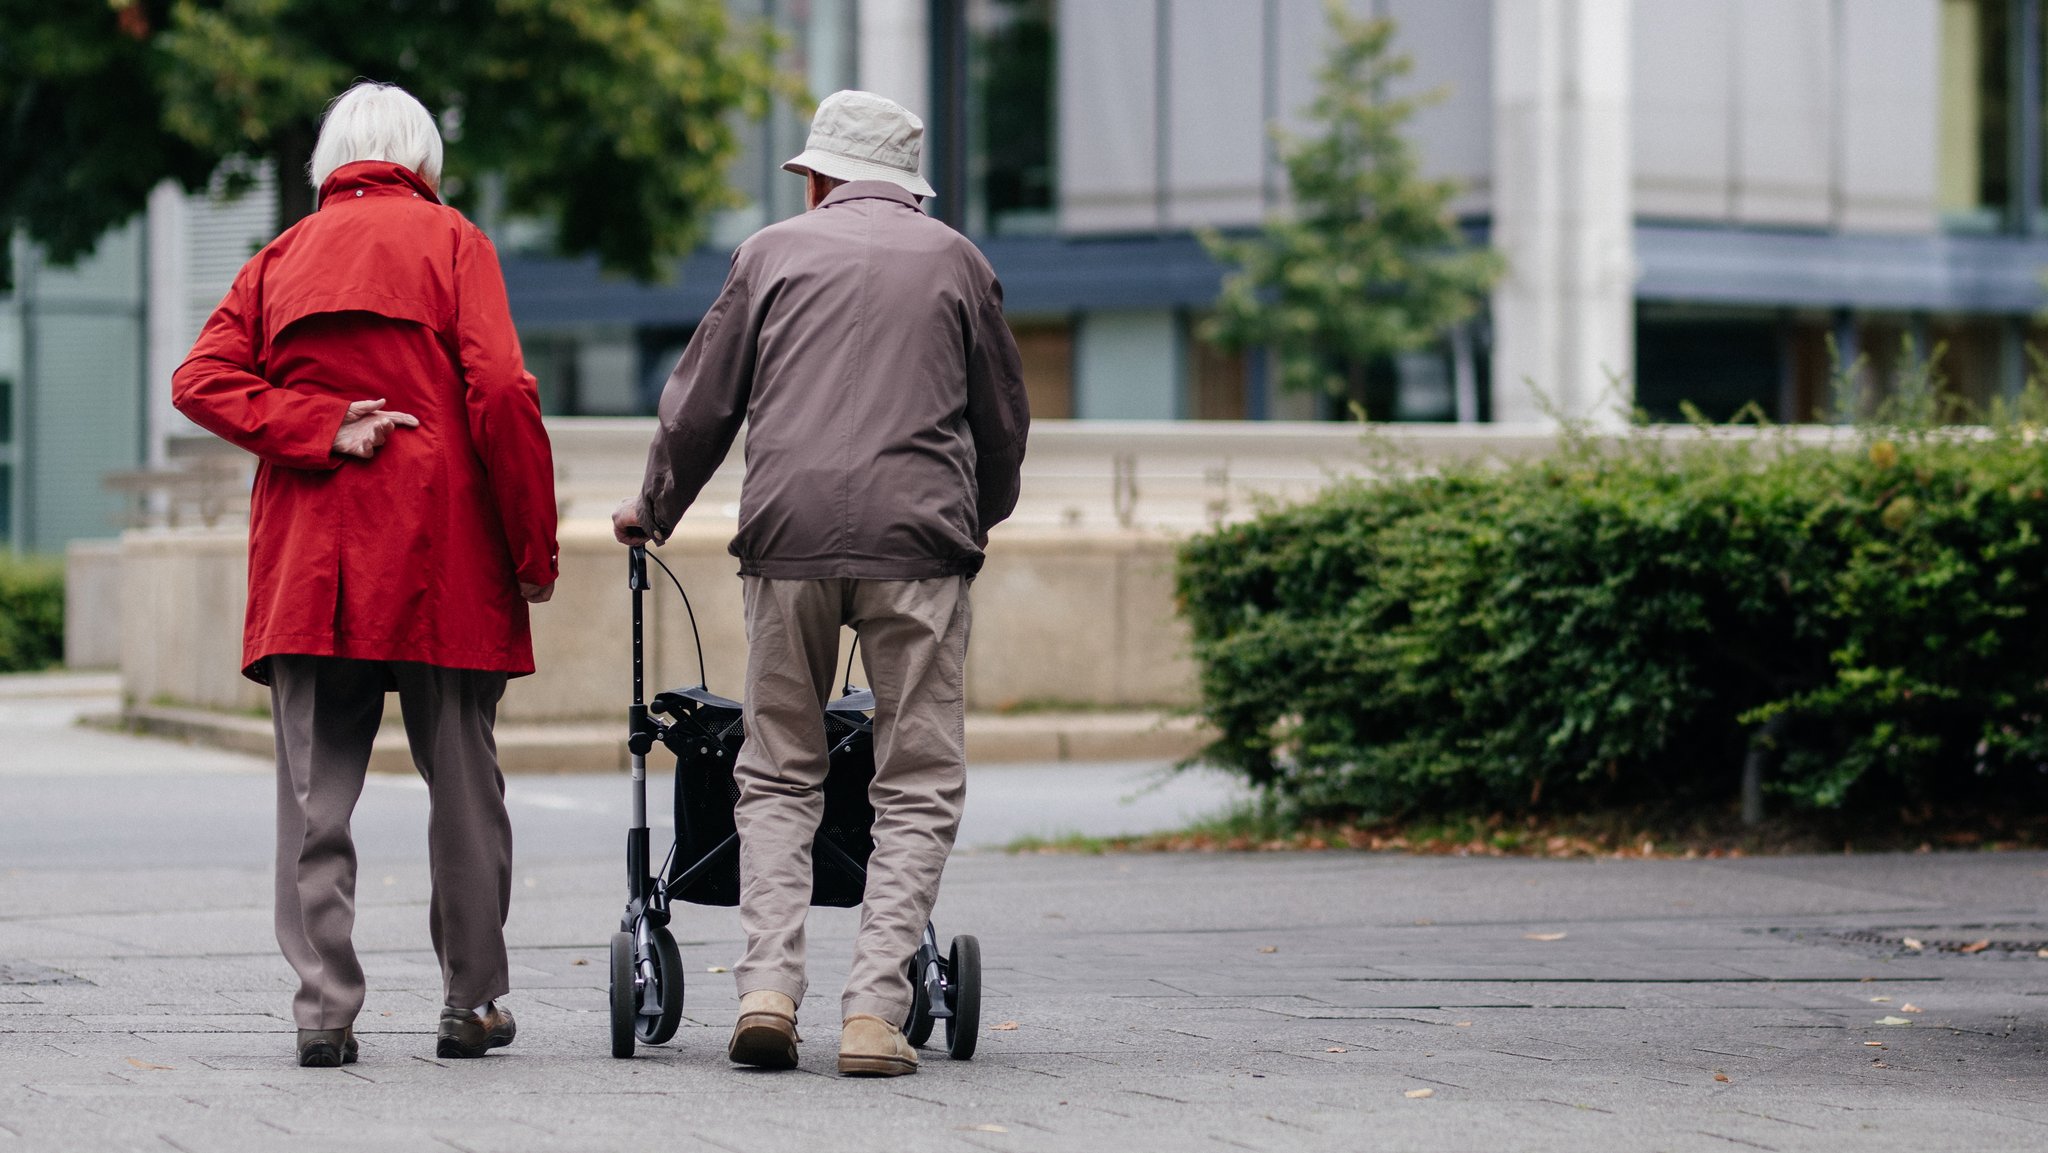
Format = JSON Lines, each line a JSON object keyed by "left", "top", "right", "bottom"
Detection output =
{"left": 272, "top": 122, "right": 317, "bottom": 232}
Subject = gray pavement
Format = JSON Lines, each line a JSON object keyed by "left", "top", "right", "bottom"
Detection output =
{"left": 4, "top": 673, "right": 2048, "bottom": 1152}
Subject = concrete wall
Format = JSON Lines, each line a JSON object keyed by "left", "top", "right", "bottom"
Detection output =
{"left": 63, "top": 539, "right": 121, "bottom": 669}
{"left": 114, "top": 521, "right": 1195, "bottom": 721}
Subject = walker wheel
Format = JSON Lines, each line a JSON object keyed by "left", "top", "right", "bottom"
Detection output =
{"left": 635, "top": 923, "right": 685, "bottom": 1045}
{"left": 608, "top": 931, "right": 636, "bottom": 1058}
{"left": 944, "top": 934, "right": 981, "bottom": 1061}
{"left": 904, "top": 954, "right": 935, "bottom": 1048}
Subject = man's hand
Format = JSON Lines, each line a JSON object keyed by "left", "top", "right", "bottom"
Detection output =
{"left": 519, "top": 582, "right": 555, "bottom": 604}
{"left": 332, "top": 398, "right": 420, "bottom": 460}
{"left": 612, "top": 498, "right": 654, "bottom": 546}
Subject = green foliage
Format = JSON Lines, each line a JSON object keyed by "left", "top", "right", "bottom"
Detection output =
{"left": 0, "top": 554, "right": 64, "bottom": 673}
{"left": 1201, "top": 1, "right": 1502, "bottom": 402}
{"left": 2, "top": 0, "right": 794, "bottom": 282}
{"left": 0, "top": 0, "right": 221, "bottom": 284}
{"left": 1177, "top": 411, "right": 2048, "bottom": 821}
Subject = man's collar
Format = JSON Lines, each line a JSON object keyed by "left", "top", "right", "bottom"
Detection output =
{"left": 819, "top": 180, "right": 926, "bottom": 214}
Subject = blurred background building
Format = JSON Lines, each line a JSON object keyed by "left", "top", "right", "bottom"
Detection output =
{"left": 5, "top": 0, "right": 2047, "bottom": 554}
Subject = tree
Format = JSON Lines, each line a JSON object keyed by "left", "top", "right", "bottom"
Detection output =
{"left": 1202, "top": 3, "right": 1501, "bottom": 409}
{"left": 1, "top": 0, "right": 793, "bottom": 284}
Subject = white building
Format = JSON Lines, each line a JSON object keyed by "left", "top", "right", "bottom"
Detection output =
{"left": 4, "top": 0, "right": 2041, "bottom": 554}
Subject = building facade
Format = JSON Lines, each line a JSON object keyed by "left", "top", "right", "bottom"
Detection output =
{"left": 5, "top": 0, "right": 2046, "bottom": 554}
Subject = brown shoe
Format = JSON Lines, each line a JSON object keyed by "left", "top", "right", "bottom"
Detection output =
{"left": 296, "top": 1026, "right": 357, "bottom": 1068}
{"left": 837, "top": 1014, "right": 917, "bottom": 1077}
{"left": 728, "top": 990, "right": 800, "bottom": 1070}
{"left": 437, "top": 1001, "right": 516, "bottom": 1059}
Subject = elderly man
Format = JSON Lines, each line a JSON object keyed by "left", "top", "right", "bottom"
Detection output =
{"left": 173, "top": 82, "right": 558, "bottom": 1067}
{"left": 614, "top": 90, "right": 1028, "bottom": 1077}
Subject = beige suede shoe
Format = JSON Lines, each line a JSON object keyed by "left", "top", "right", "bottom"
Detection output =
{"left": 728, "top": 990, "right": 800, "bottom": 1069}
{"left": 837, "top": 1014, "right": 918, "bottom": 1077}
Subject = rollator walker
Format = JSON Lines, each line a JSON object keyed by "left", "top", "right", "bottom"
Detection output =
{"left": 607, "top": 545, "right": 982, "bottom": 1060}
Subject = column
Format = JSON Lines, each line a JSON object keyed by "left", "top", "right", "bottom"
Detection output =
{"left": 1489, "top": 0, "right": 1634, "bottom": 426}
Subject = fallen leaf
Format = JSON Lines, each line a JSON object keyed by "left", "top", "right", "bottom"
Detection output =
{"left": 990, "top": 1021, "right": 1020, "bottom": 1031}
{"left": 1868, "top": 996, "right": 1892, "bottom": 1003}
{"left": 1900, "top": 1003, "right": 1923, "bottom": 1014}
{"left": 2038, "top": 948, "right": 2048, "bottom": 959}
{"left": 1876, "top": 1015, "right": 1914, "bottom": 1026}
{"left": 380, "top": 1011, "right": 393, "bottom": 1017}
{"left": 1412, "top": 919, "right": 1434, "bottom": 926}
{"left": 572, "top": 958, "right": 588, "bottom": 966}
{"left": 1404, "top": 1088, "right": 1435, "bottom": 1099}
{"left": 1713, "top": 1072, "right": 1730, "bottom": 1083}
{"left": 1959, "top": 939, "right": 1992, "bottom": 955}
{"left": 1872, "top": 1059, "right": 1889, "bottom": 1068}
{"left": 961, "top": 1125, "right": 1009, "bottom": 1134}
{"left": 1902, "top": 937, "right": 1924, "bottom": 951}
{"left": 1326, "top": 1046, "right": 1347, "bottom": 1053}
{"left": 1453, "top": 1021, "right": 1473, "bottom": 1028}
{"left": 1524, "top": 932, "right": 1567, "bottom": 942}
{"left": 1863, "top": 1041, "right": 1884, "bottom": 1048}
{"left": 706, "top": 966, "right": 729, "bottom": 973}
{"left": 125, "top": 1058, "right": 172, "bottom": 1071}
{"left": 1257, "top": 945, "right": 1279, "bottom": 954}
{"left": 383, "top": 876, "right": 396, "bottom": 886}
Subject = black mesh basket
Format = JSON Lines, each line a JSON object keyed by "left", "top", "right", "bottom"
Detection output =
{"left": 652, "top": 686, "right": 877, "bottom": 908}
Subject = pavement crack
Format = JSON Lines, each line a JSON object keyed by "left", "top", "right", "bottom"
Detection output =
{"left": 1533, "top": 1097, "right": 1613, "bottom": 1114}
{"left": 1697, "top": 1130, "right": 1778, "bottom": 1151}
{"left": 1734, "top": 1110, "right": 1820, "bottom": 1131}
{"left": 1122, "top": 1089, "right": 1192, "bottom": 1104}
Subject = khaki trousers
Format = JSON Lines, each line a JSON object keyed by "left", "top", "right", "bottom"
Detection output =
{"left": 268, "top": 655, "right": 513, "bottom": 1029}
{"left": 732, "top": 576, "right": 970, "bottom": 1023}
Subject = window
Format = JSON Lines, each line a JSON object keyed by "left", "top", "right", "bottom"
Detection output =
{"left": 0, "top": 377, "right": 12, "bottom": 446}
{"left": 966, "top": 0, "right": 1057, "bottom": 236}
{"left": 1939, "top": 0, "right": 2012, "bottom": 232}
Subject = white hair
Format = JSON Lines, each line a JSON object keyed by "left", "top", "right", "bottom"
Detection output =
{"left": 308, "top": 82, "right": 444, "bottom": 190}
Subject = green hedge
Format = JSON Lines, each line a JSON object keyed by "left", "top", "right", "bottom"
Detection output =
{"left": 0, "top": 554, "right": 64, "bottom": 673}
{"left": 1177, "top": 426, "right": 2048, "bottom": 819}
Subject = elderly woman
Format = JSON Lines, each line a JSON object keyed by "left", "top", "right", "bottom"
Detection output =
{"left": 172, "top": 82, "right": 558, "bottom": 1068}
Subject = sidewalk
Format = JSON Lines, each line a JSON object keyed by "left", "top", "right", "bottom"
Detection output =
{"left": 4, "top": 673, "right": 2048, "bottom": 1151}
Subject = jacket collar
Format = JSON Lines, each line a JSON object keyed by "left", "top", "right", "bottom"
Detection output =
{"left": 318, "top": 161, "right": 443, "bottom": 209}
{"left": 819, "top": 180, "right": 927, "bottom": 214}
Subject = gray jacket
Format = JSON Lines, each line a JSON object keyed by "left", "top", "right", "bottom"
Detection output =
{"left": 637, "top": 181, "right": 1030, "bottom": 579}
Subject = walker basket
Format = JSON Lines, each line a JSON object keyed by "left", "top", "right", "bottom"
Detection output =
{"left": 651, "top": 685, "right": 878, "bottom": 908}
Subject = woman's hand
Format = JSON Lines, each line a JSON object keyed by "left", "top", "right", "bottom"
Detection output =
{"left": 333, "top": 398, "right": 420, "bottom": 459}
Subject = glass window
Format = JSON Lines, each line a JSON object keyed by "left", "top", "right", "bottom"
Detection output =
{"left": 0, "top": 464, "right": 11, "bottom": 544}
{"left": 1940, "top": 0, "right": 2011, "bottom": 232}
{"left": 1635, "top": 311, "right": 1783, "bottom": 423}
{"left": 0, "top": 377, "right": 12, "bottom": 445}
{"left": 969, "top": 0, "right": 1057, "bottom": 236}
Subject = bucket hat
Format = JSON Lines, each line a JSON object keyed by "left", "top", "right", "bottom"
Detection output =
{"left": 783, "top": 90, "right": 936, "bottom": 198}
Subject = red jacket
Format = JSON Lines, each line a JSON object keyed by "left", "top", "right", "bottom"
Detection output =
{"left": 173, "top": 161, "right": 558, "bottom": 681}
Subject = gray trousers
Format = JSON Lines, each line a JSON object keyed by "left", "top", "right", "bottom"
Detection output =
{"left": 268, "top": 655, "right": 513, "bottom": 1029}
{"left": 732, "top": 576, "right": 970, "bottom": 1023}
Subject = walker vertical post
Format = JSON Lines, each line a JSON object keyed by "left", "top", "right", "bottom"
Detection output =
{"left": 625, "top": 546, "right": 652, "bottom": 918}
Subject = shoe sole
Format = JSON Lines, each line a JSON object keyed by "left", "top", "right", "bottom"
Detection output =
{"left": 298, "top": 1042, "right": 343, "bottom": 1068}
{"left": 436, "top": 1037, "right": 493, "bottom": 1059}
{"left": 837, "top": 1053, "right": 917, "bottom": 1077}
{"left": 728, "top": 1019, "right": 799, "bottom": 1069}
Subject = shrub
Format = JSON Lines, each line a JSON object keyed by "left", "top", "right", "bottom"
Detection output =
{"left": 1176, "top": 422, "right": 2048, "bottom": 820}
{"left": 0, "top": 554, "right": 64, "bottom": 673}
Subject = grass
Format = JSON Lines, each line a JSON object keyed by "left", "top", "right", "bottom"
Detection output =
{"left": 1004, "top": 801, "right": 2048, "bottom": 858}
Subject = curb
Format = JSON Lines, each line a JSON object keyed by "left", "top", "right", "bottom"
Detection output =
{"left": 95, "top": 703, "right": 1210, "bottom": 772}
